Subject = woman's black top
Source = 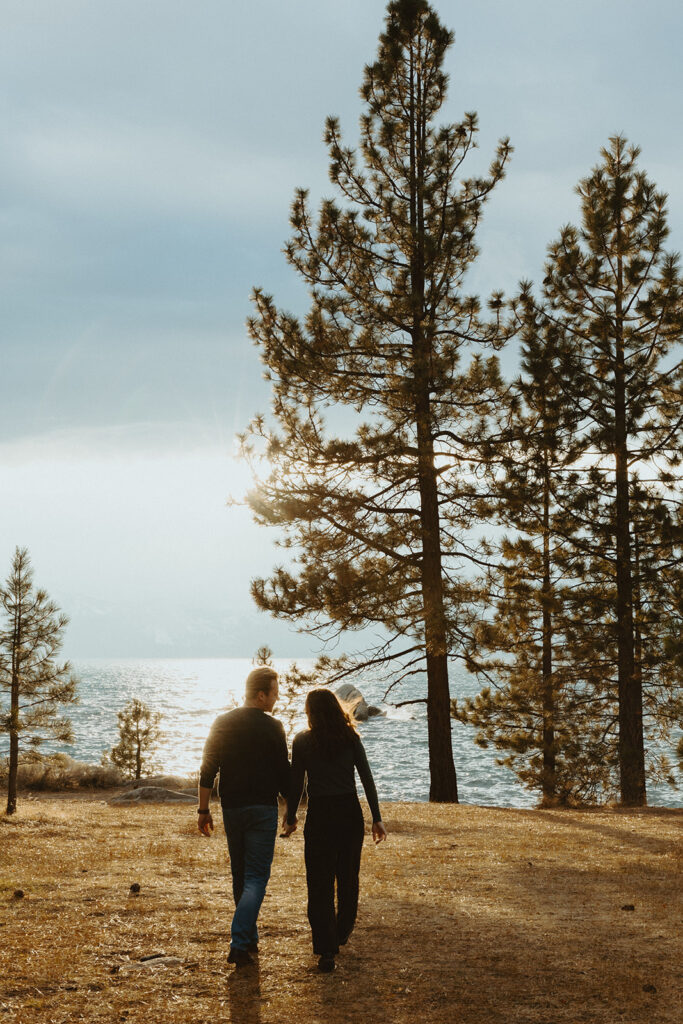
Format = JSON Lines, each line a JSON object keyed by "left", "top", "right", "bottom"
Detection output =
{"left": 287, "top": 728, "right": 381, "bottom": 825}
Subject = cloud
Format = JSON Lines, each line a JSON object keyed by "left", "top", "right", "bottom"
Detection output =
{"left": 12, "top": 113, "right": 317, "bottom": 223}
{"left": 1, "top": 0, "right": 681, "bottom": 656}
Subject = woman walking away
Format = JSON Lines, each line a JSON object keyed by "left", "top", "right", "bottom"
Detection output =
{"left": 283, "top": 688, "right": 387, "bottom": 972}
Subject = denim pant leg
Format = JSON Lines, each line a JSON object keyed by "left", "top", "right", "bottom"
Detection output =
{"left": 223, "top": 805, "right": 278, "bottom": 951}
{"left": 224, "top": 815, "right": 246, "bottom": 907}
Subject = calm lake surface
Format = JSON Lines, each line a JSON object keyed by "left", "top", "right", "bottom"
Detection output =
{"left": 55, "top": 658, "right": 681, "bottom": 809}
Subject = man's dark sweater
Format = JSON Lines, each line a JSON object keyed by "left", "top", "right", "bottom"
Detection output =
{"left": 199, "top": 707, "right": 290, "bottom": 808}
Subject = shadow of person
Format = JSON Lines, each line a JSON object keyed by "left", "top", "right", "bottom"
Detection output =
{"left": 226, "top": 960, "right": 263, "bottom": 1024}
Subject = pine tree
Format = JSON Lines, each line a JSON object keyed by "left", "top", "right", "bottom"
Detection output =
{"left": 243, "top": 0, "right": 511, "bottom": 801}
{"left": 522, "top": 137, "right": 683, "bottom": 805}
{"left": 629, "top": 484, "right": 682, "bottom": 754}
{"left": 561, "top": 480, "right": 682, "bottom": 794}
{"left": 106, "top": 699, "right": 162, "bottom": 781}
{"left": 454, "top": 308, "right": 587, "bottom": 803}
{"left": 0, "top": 547, "right": 78, "bottom": 815}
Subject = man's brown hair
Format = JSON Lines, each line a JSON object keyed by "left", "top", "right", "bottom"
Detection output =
{"left": 245, "top": 666, "right": 278, "bottom": 701}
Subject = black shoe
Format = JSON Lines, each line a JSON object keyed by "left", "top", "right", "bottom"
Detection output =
{"left": 246, "top": 943, "right": 259, "bottom": 954}
{"left": 228, "top": 947, "right": 254, "bottom": 967}
{"left": 317, "top": 955, "right": 336, "bottom": 973}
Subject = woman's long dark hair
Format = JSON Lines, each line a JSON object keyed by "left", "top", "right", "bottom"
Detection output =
{"left": 305, "top": 688, "right": 359, "bottom": 756}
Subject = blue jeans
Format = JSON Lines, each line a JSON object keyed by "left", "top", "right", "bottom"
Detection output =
{"left": 222, "top": 804, "right": 278, "bottom": 951}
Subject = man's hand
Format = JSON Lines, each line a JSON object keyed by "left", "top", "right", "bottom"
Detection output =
{"left": 280, "top": 815, "right": 297, "bottom": 837}
{"left": 198, "top": 811, "right": 214, "bottom": 836}
{"left": 372, "top": 821, "right": 387, "bottom": 844}
{"left": 197, "top": 783, "right": 214, "bottom": 836}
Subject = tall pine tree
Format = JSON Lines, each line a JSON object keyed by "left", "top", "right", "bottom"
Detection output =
{"left": 0, "top": 547, "right": 78, "bottom": 815}
{"left": 243, "top": 0, "right": 511, "bottom": 801}
{"left": 522, "top": 137, "right": 683, "bottom": 805}
{"left": 454, "top": 308, "right": 589, "bottom": 804}
{"left": 560, "top": 478, "right": 682, "bottom": 795}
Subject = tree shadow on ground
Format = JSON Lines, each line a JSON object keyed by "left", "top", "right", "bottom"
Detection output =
{"left": 302, "top": 876, "right": 677, "bottom": 1024}
{"left": 536, "top": 809, "right": 681, "bottom": 856}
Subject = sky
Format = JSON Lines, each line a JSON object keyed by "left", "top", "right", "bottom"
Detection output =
{"left": 1, "top": 0, "right": 682, "bottom": 658}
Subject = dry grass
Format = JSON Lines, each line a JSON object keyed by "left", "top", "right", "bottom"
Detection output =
{"left": 1, "top": 795, "right": 681, "bottom": 1024}
{"left": 0, "top": 756, "right": 125, "bottom": 791}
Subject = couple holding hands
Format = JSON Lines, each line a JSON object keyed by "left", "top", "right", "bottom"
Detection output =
{"left": 197, "top": 666, "right": 387, "bottom": 973}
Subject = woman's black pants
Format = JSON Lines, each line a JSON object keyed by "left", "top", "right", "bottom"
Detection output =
{"left": 304, "top": 793, "right": 365, "bottom": 955}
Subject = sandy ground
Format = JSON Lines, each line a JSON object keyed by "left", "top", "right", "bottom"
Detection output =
{"left": 1, "top": 795, "right": 681, "bottom": 1024}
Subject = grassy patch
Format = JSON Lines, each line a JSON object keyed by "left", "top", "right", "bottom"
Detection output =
{"left": 1, "top": 798, "right": 681, "bottom": 1023}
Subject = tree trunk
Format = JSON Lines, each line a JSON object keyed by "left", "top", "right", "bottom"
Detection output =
{"left": 415, "top": 396, "right": 458, "bottom": 802}
{"left": 6, "top": 603, "right": 21, "bottom": 815}
{"left": 633, "top": 527, "right": 643, "bottom": 701}
{"left": 540, "top": 451, "right": 556, "bottom": 804}
{"left": 408, "top": 38, "right": 457, "bottom": 803}
{"left": 6, "top": 729, "right": 18, "bottom": 816}
{"left": 614, "top": 242, "right": 646, "bottom": 806}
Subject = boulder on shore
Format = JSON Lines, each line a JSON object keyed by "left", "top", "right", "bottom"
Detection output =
{"left": 335, "top": 684, "right": 370, "bottom": 721}
{"left": 367, "top": 705, "right": 386, "bottom": 718}
{"left": 110, "top": 787, "right": 196, "bottom": 805}
{"left": 123, "top": 775, "right": 194, "bottom": 791}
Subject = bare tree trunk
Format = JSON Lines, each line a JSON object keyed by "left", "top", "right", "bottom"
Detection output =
{"left": 633, "top": 528, "right": 643, "bottom": 703}
{"left": 6, "top": 729, "right": 18, "bottom": 815}
{"left": 6, "top": 603, "right": 21, "bottom": 815}
{"left": 540, "top": 453, "right": 556, "bottom": 805}
{"left": 409, "top": 35, "right": 458, "bottom": 803}
{"left": 415, "top": 380, "right": 458, "bottom": 802}
{"left": 614, "top": 239, "right": 646, "bottom": 806}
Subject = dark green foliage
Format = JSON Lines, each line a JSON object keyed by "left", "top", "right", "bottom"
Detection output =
{"left": 0, "top": 547, "right": 78, "bottom": 815}
{"left": 242, "top": 0, "right": 511, "bottom": 801}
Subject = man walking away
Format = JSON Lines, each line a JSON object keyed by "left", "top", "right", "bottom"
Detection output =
{"left": 197, "top": 666, "right": 292, "bottom": 967}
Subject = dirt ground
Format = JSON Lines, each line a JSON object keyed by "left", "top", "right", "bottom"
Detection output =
{"left": 1, "top": 795, "right": 681, "bottom": 1024}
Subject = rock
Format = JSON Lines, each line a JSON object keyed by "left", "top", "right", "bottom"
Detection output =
{"left": 129, "top": 883, "right": 141, "bottom": 895}
{"left": 12, "top": 890, "right": 24, "bottom": 900}
{"left": 335, "top": 684, "right": 369, "bottom": 721}
{"left": 118, "top": 956, "right": 184, "bottom": 971}
{"left": 110, "top": 787, "right": 197, "bottom": 805}
{"left": 620, "top": 904, "right": 635, "bottom": 911}
{"left": 124, "top": 775, "right": 194, "bottom": 792}
{"left": 642, "top": 984, "right": 657, "bottom": 993}
{"left": 367, "top": 705, "right": 386, "bottom": 718}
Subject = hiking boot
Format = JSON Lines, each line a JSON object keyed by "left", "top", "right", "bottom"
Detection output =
{"left": 317, "top": 954, "right": 336, "bottom": 973}
{"left": 227, "top": 947, "right": 254, "bottom": 967}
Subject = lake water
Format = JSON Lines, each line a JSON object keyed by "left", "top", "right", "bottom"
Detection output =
{"left": 44, "top": 658, "right": 681, "bottom": 809}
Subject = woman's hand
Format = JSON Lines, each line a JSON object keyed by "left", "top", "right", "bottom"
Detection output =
{"left": 372, "top": 821, "right": 387, "bottom": 844}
